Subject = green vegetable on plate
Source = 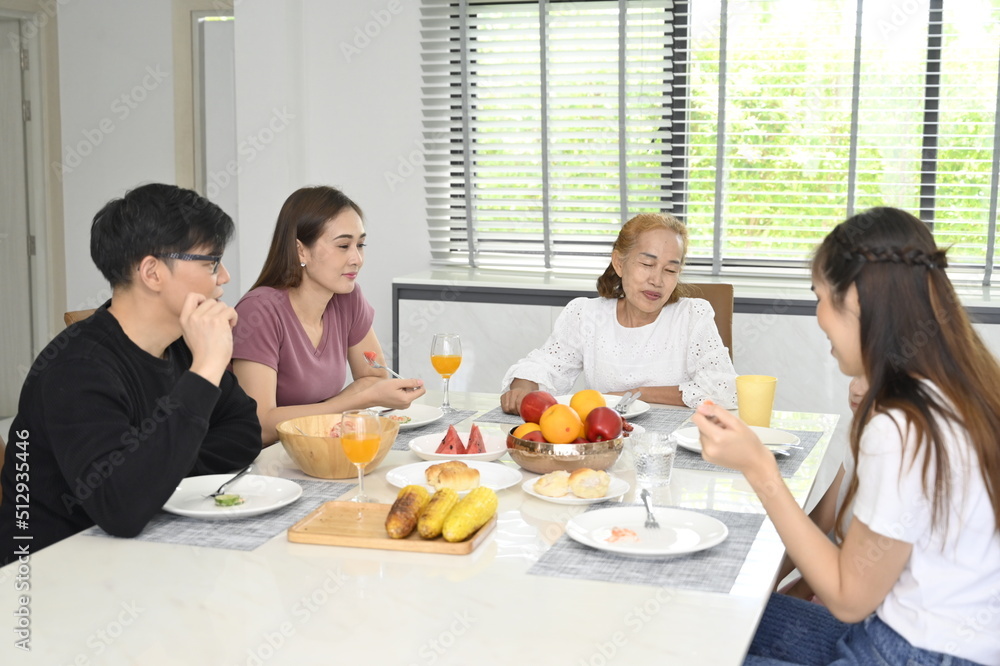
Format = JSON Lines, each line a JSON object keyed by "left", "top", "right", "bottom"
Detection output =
{"left": 214, "top": 493, "right": 244, "bottom": 507}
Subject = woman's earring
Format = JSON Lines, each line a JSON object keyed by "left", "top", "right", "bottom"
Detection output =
{"left": 300, "top": 262, "right": 306, "bottom": 267}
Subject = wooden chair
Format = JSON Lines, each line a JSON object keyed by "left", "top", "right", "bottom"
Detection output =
{"left": 683, "top": 283, "right": 734, "bottom": 361}
{"left": 0, "top": 432, "right": 5, "bottom": 506}
{"left": 64, "top": 309, "right": 97, "bottom": 327}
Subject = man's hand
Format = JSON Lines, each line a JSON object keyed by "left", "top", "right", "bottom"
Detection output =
{"left": 181, "top": 293, "right": 238, "bottom": 386}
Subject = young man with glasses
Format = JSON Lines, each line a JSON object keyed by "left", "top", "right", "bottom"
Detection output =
{"left": 0, "top": 183, "right": 261, "bottom": 564}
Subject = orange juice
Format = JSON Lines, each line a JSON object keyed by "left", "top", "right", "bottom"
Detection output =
{"left": 431, "top": 354, "right": 462, "bottom": 378}
{"left": 340, "top": 434, "right": 379, "bottom": 464}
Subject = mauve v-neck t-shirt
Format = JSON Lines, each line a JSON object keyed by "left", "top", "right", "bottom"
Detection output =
{"left": 232, "top": 285, "right": 375, "bottom": 407}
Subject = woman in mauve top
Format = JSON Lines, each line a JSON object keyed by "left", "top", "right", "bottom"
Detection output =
{"left": 232, "top": 186, "right": 425, "bottom": 445}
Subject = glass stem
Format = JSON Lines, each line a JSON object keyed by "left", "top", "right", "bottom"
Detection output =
{"left": 442, "top": 376, "right": 450, "bottom": 409}
{"left": 356, "top": 463, "right": 366, "bottom": 506}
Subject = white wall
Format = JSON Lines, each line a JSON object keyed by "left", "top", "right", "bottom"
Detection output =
{"left": 57, "top": 0, "right": 176, "bottom": 310}
{"left": 51, "top": 0, "right": 1000, "bottom": 399}
{"left": 233, "top": 0, "right": 430, "bottom": 359}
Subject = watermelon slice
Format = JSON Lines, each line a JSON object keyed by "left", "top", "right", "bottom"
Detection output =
{"left": 466, "top": 424, "right": 487, "bottom": 454}
{"left": 435, "top": 424, "right": 466, "bottom": 455}
{"left": 363, "top": 351, "right": 378, "bottom": 364}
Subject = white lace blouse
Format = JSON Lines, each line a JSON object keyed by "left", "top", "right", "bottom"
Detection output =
{"left": 500, "top": 296, "right": 737, "bottom": 408}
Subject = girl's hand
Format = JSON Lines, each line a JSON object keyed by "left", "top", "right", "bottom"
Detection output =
{"left": 848, "top": 375, "right": 868, "bottom": 412}
{"left": 366, "top": 378, "right": 426, "bottom": 409}
{"left": 691, "top": 400, "right": 774, "bottom": 476}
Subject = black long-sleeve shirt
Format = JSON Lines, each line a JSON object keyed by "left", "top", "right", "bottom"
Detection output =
{"left": 1, "top": 306, "right": 261, "bottom": 565}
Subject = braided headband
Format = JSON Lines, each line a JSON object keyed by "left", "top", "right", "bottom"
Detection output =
{"left": 842, "top": 246, "right": 948, "bottom": 270}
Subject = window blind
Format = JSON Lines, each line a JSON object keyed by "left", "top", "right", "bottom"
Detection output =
{"left": 421, "top": 0, "right": 677, "bottom": 270}
{"left": 851, "top": 0, "right": 1000, "bottom": 283}
{"left": 422, "top": 0, "right": 1000, "bottom": 285}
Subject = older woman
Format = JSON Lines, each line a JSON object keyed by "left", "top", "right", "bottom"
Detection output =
{"left": 232, "top": 186, "right": 425, "bottom": 445}
{"left": 500, "top": 213, "right": 737, "bottom": 414}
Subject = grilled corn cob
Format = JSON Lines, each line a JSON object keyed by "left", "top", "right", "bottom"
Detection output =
{"left": 385, "top": 485, "right": 431, "bottom": 539}
{"left": 417, "top": 488, "right": 460, "bottom": 539}
{"left": 441, "top": 487, "right": 498, "bottom": 542}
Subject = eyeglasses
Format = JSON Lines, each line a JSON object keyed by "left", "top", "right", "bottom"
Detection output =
{"left": 157, "top": 253, "right": 223, "bottom": 274}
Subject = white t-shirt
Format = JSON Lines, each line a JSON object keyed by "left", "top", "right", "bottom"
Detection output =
{"left": 500, "top": 296, "right": 737, "bottom": 408}
{"left": 853, "top": 396, "right": 1000, "bottom": 664}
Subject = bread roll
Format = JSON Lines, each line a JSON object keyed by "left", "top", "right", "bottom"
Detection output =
{"left": 568, "top": 468, "right": 610, "bottom": 499}
{"left": 533, "top": 470, "right": 570, "bottom": 497}
{"left": 425, "top": 461, "right": 480, "bottom": 491}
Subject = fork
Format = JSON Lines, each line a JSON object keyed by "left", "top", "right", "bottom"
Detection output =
{"left": 615, "top": 391, "right": 634, "bottom": 415}
{"left": 207, "top": 464, "right": 253, "bottom": 498}
{"left": 640, "top": 489, "right": 660, "bottom": 529}
{"left": 363, "top": 351, "right": 405, "bottom": 380}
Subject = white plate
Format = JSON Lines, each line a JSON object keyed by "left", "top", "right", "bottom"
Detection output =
{"left": 521, "top": 474, "right": 630, "bottom": 505}
{"left": 555, "top": 394, "right": 651, "bottom": 420}
{"left": 565, "top": 506, "right": 728, "bottom": 557}
{"left": 162, "top": 474, "right": 303, "bottom": 520}
{"left": 409, "top": 426, "right": 508, "bottom": 462}
{"left": 377, "top": 403, "right": 444, "bottom": 430}
{"left": 385, "top": 460, "right": 522, "bottom": 495}
{"left": 672, "top": 425, "right": 800, "bottom": 454}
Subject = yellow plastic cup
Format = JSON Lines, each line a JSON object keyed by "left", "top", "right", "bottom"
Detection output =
{"left": 736, "top": 375, "right": 778, "bottom": 427}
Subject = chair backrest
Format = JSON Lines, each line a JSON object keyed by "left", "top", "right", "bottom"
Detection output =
{"left": 683, "top": 283, "right": 734, "bottom": 361}
{"left": 0, "top": 433, "right": 5, "bottom": 506}
{"left": 64, "top": 309, "right": 97, "bottom": 327}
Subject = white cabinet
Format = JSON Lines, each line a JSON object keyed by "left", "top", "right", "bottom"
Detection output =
{"left": 396, "top": 299, "right": 561, "bottom": 393}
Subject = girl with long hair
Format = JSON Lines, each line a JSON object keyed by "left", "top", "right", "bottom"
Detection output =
{"left": 232, "top": 186, "right": 425, "bottom": 445}
{"left": 695, "top": 207, "right": 1000, "bottom": 664}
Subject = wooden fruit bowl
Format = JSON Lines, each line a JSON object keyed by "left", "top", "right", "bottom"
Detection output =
{"left": 276, "top": 413, "right": 400, "bottom": 479}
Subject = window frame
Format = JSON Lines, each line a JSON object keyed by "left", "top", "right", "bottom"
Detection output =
{"left": 422, "top": 0, "right": 1000, "bottom": 286}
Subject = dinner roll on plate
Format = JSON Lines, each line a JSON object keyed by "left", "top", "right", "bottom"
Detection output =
{"left": 533, "top": 470, "right": 570, "bottom": 497}
{"left": 425, "top": 461, "right": 480, "bottom": 491}
{"left": 568, "top": 468, "right": 610, "bottom": 499}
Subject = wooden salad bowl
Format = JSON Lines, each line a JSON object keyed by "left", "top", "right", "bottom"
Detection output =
{"left": 276, "top": 413, "right": 400, "bottom": 479}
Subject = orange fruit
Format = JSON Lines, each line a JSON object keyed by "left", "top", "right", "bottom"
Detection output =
{"left": 569, "top": 389, "right": 606, "bottom": 422}
{"left": 512, "top": 422, "right": 541, "bottom": 439}
{"left": 539, "top": 404, "right": 584, "bottom": 444}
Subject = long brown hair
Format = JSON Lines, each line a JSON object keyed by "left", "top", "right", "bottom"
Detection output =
{"left": 597, "top": 212, "right": 690, "bottom": 301}
{"left": 251, "top": 186, "right": 364, "bottom": 290}
{"left": 814, "top": 207, "right": 1000, "bottom": 539}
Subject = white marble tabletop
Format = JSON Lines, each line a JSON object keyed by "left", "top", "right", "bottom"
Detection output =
{"left": 0, "top": 392, "right": 838, "bottom": 665}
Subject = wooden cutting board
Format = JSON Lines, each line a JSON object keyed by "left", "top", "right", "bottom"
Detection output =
{"left": 287, "top": 501, "right": 496, "bottom": 555}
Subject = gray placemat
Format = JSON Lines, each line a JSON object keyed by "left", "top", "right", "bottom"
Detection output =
{"left": 672, "top": 429, "right": 822, "bottom": 478}
{"left": 630, "top": 407, "right": 695, "bottom": 431}
{"left": 391, "top": 409, "right": 478, "bottom": 450}
{"left": 529, "top": 507, "right": 766, "bottom": 594}
{"left": 475, "top": 405, "right": 523, "bottom": 426}
{"left": 81, "top": 479, "right": 354, "bottom": 551}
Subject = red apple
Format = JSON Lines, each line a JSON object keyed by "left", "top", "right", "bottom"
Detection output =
{"left": 519, "top": 430, "right": 547, "bottom": 443}
{"left": 584, "top": 406, "right": 623, "bottom": 442}
{"left": 519, "top": 390, "right": 558, "bottom": 425}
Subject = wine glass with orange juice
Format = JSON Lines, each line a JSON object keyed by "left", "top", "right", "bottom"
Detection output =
{"left": 340, "top": 409, "right": 381, "bottom": 504}
{"left": 430, "top": 333, "right": 462, "bottom": 411}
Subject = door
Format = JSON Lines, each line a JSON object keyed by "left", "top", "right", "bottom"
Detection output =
{"left": 0, "top": 19, "right": 34, "bottom": 416}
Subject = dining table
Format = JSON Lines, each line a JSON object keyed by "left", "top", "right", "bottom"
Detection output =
{"left": 0, "top": 391, "right": 839, "bottom": 665}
